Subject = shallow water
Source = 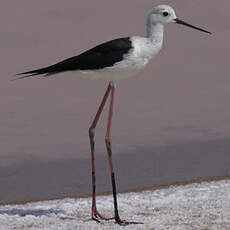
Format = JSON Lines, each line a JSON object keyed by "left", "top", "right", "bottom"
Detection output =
{"left": 0, "top": 139, "right": 230, "bottom": 203}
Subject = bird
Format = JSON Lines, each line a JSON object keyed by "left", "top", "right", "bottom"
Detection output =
{"left": 16, "top": 5, "right": 211, "bottom": 225}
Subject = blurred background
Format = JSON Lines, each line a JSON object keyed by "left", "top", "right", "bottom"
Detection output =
{"left": 0, "top": 0, "right": 230, "bottom": 202}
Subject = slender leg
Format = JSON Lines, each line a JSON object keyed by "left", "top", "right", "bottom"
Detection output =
{"left": 105, "top": 83, "right": 143, "bottom": 226}
{"left": 104, "top": 84, "right": 122, "bottom": 222}
{"left": 89, "top": 84, "right": 114, "bottom": 222}
{"left": 89, "top": 82, "right": 142, "bottom": 224}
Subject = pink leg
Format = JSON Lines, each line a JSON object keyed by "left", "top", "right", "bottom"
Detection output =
{"left": 89, "top": 84, "right": 113, "bottom": 222}
{"left": 104, "top": 84, "right": 121, "bottom": 220}
{"left": 105, "top": 83, "right": 143, "bottom": 226}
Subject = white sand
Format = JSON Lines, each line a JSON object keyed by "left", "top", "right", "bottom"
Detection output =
{"left": 0, "top": 180, "right": 229, "bottom": 230}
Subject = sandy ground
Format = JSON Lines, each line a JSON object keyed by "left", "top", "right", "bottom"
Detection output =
{"left": 1, "top": 0, "right": 230, "bottom": 204}
{"left": 0, "top": 179, "right": 229, "bottom": 230}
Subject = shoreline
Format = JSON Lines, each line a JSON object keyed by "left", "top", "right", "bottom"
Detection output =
{"left": 1, "top": 174, "right": 229, "bottom": 206}
{"left": 1, "top": 138, "right": 230, "bottom": 205}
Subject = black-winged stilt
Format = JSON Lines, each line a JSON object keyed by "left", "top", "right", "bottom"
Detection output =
{"left": 16, "top": 5, "right": 211, "bottom": 225}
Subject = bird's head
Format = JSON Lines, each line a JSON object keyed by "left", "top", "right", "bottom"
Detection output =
{"left": 148, "top": 5, "right": 177, "bottom": 25}
{"left": 147, "top": 5, "right": 211, "bottom": 34}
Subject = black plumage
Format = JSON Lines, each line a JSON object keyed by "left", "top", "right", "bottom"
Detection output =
{"left": 16, "top": 37, "right": 132, "bottom": 79}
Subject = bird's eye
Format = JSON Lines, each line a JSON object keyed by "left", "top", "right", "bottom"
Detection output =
{"left": 163, "top": 12, "right": 169, "bottom": 17}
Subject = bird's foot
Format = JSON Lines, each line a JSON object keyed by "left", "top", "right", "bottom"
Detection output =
{"left": 115, "top": 217, "right": 143, "bottom": 226}
{"left": 92, "top": 208, "right": 114, "bottom": 222}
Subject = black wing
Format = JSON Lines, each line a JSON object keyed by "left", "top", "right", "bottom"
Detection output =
{"left": 16, "top": 37, "right": 132, "bottom": 79}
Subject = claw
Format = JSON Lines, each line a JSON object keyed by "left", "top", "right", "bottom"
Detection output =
{"left": 92, "top": 216, "right": 101, "bottom": 223}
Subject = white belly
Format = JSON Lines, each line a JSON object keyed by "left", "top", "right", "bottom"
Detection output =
{"left": 77, "top": 64, "right": 143, "bottom": 80}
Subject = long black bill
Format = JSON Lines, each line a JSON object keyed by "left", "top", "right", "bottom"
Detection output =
{"left": 174, "top": 18, "right": 211, "bottom": 34}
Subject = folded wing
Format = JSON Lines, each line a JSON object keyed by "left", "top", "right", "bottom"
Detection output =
{"left": 16, "top": 37, "right": 132, "bottom": 79}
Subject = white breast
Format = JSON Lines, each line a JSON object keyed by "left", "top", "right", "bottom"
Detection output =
{"left": 125, "top": 36, "right": 162, "bottom": 69}
{"left": 108, "top": 36, "right": 162, "bottom": 76}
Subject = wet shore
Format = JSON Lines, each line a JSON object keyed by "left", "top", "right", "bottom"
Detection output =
{"left": 0, "top": 138, "right": 230, "bottom": 204}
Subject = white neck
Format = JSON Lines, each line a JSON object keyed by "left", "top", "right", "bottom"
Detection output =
{"left": 146, "top": 20, "right": 164, "bottom": 47}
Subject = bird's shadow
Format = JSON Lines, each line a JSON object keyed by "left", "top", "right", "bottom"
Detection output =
{"left": 0, "top": 208, "right": 64, "bottom": 217}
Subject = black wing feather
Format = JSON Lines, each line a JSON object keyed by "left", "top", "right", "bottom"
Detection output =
{"left": 16, "top": 37, "right": 132, "bottom": 79}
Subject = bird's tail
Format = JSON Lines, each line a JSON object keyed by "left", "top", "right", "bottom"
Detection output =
{"left": 13, "top": 67, "right": 51, "bottom": 81}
